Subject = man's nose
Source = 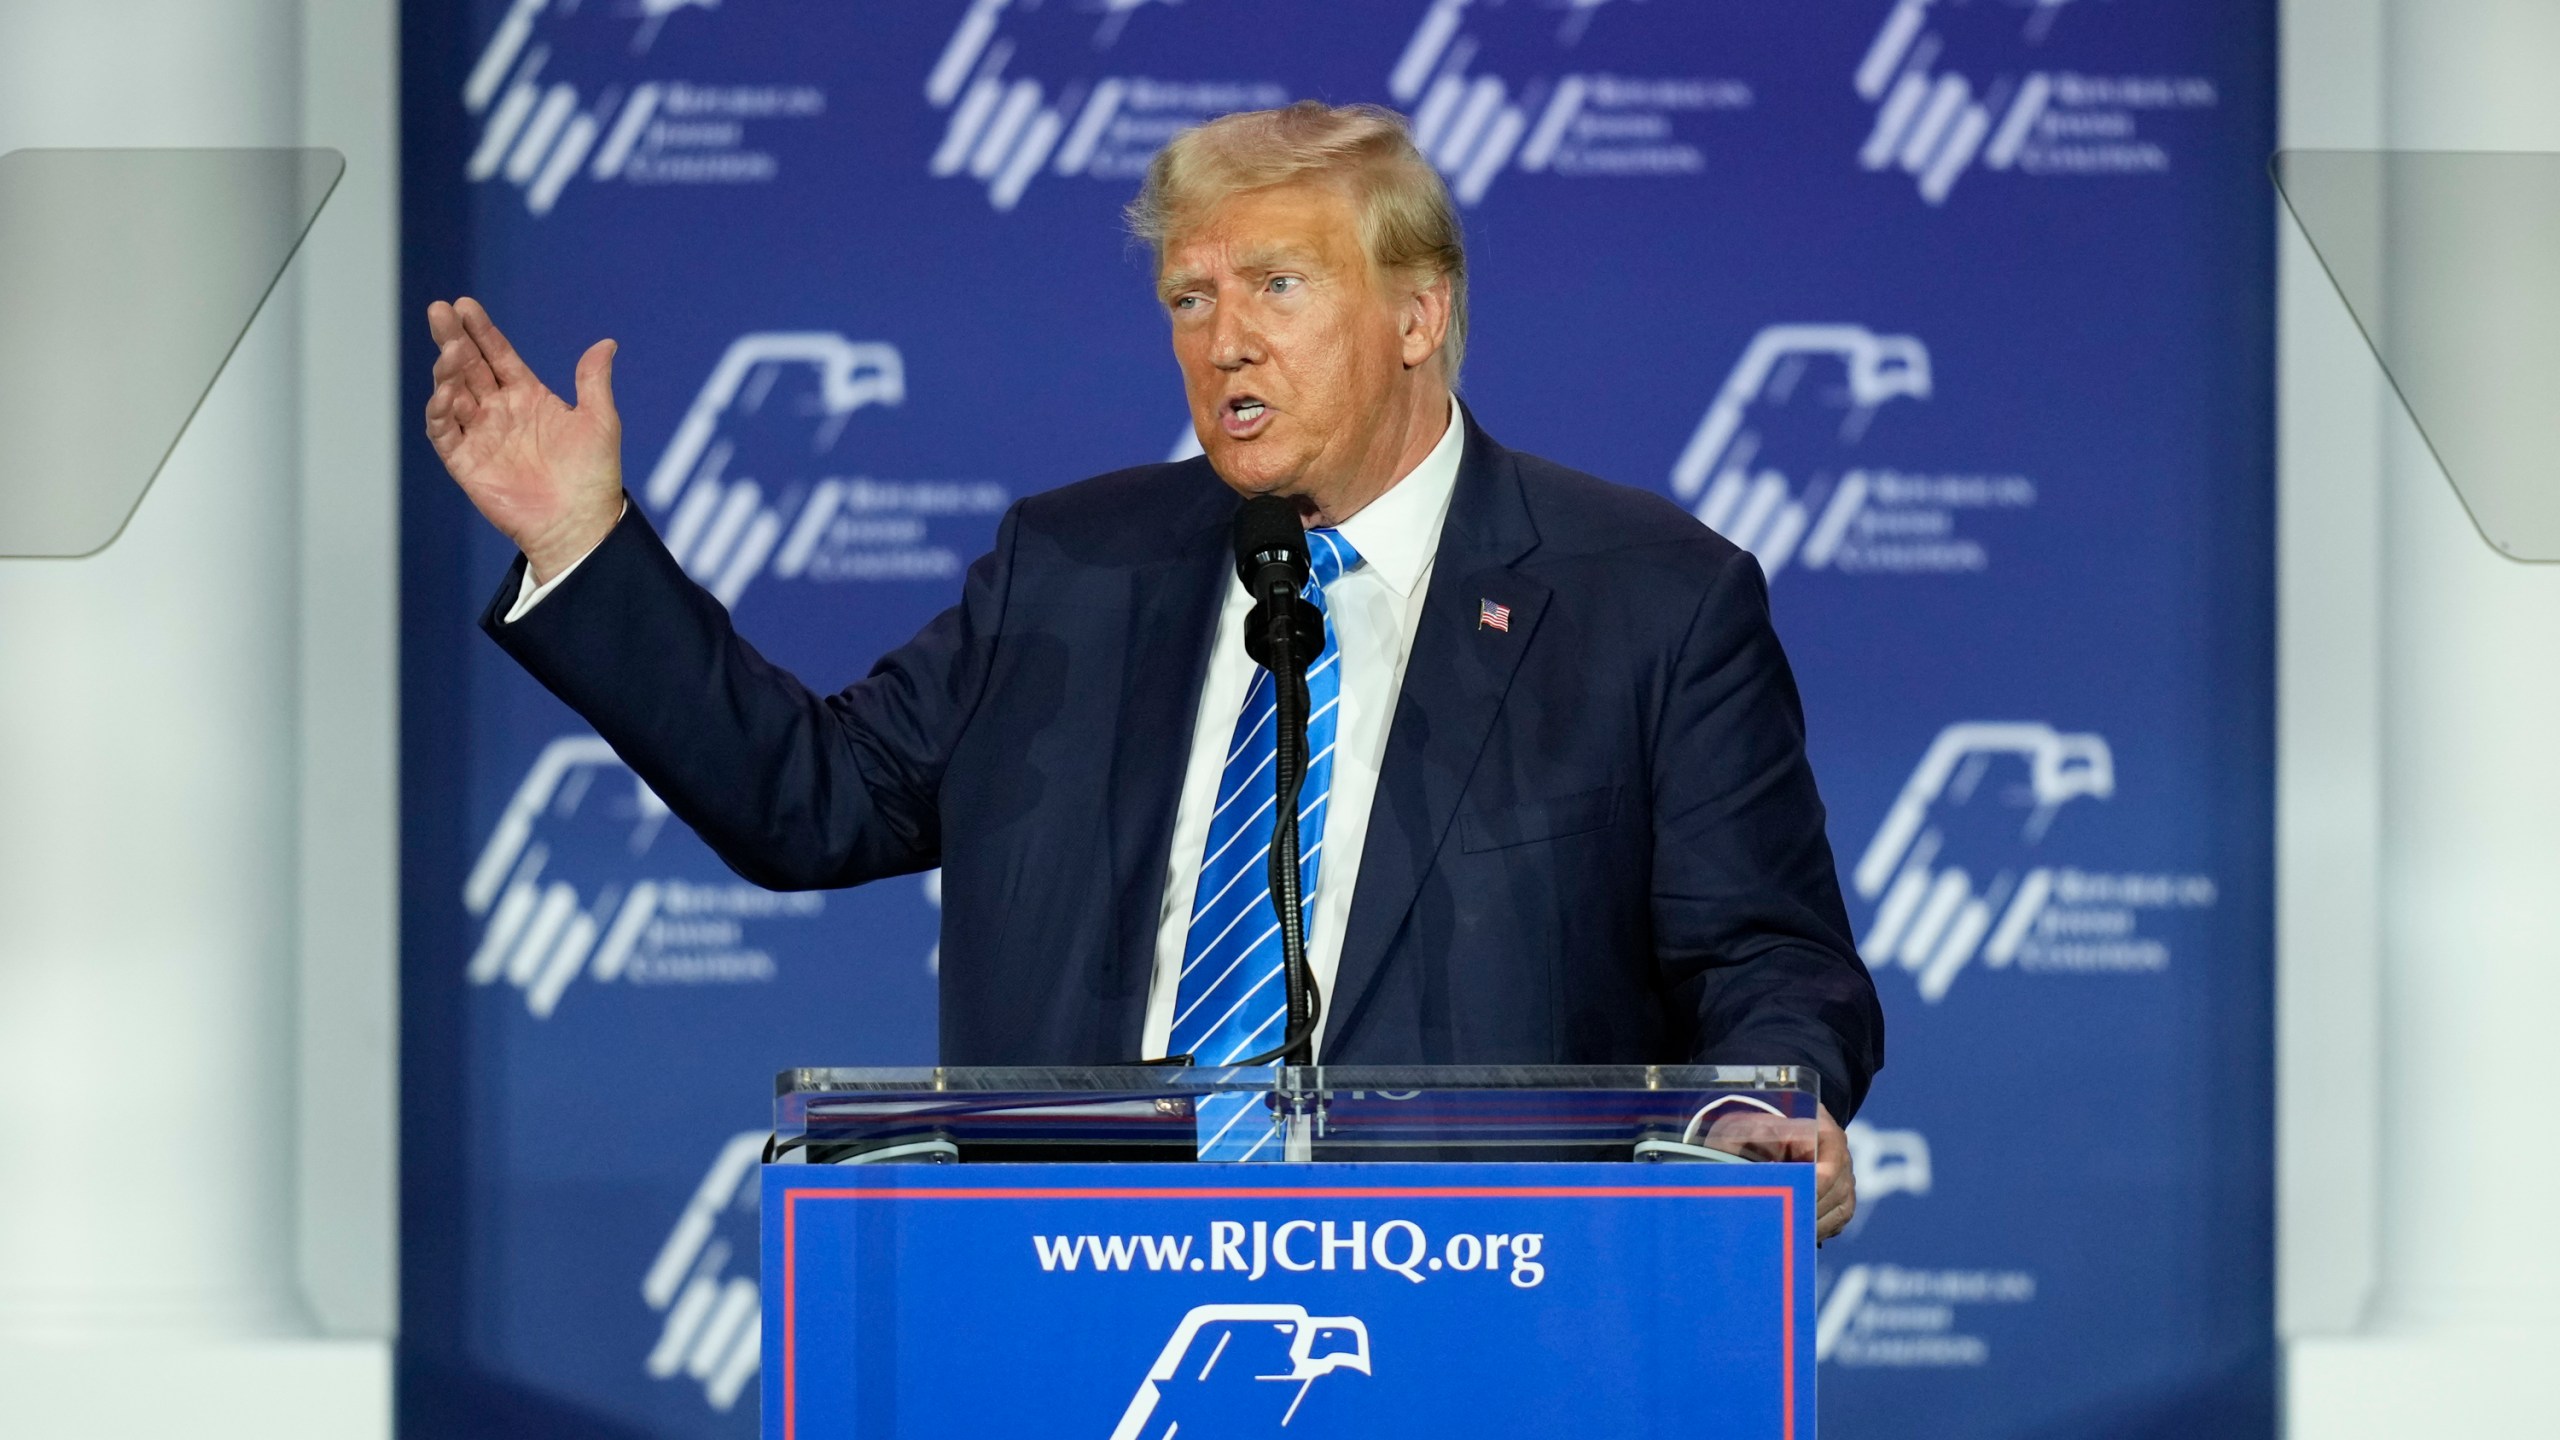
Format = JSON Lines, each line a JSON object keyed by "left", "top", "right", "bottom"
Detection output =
{"left": 1209, "top": 301, "right": 1260, "bottom": 369}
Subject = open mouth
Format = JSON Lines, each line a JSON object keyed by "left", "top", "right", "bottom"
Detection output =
{"left": 1222, "top": 395, "right": 1271, "bottom": 437}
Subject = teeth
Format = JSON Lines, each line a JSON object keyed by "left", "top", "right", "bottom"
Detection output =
{"left": 1234, "top": 402, "right": 1264, "bottom": 419}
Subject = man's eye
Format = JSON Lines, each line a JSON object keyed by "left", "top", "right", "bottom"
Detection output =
{"left": 1268, "top": 276, "right": 1298, "bottom": 294}
{"left": 1172, "top": 295, "right": 1202, "bottom": 311}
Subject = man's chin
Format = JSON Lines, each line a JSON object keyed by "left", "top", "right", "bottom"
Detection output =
{"left": 1204, "top": 445, "right": 1307, "bottom": 501}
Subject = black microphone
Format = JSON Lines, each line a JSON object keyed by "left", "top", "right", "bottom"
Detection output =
{"left": 1228, "top": 495, "right": 1324, "bottom": 1068}
{"left": 1232, "top": 496, "right": 1323, "bottom": 666}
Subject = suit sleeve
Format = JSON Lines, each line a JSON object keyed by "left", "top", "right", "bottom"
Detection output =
{"left": 480, "top": 496, "right": 1017, "bottom": 891}
{"left": 1649, "top": 550, "right": 1885, "bottom": 1121}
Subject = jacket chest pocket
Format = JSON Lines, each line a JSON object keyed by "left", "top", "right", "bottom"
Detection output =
{"left": 1458, "top": 786, "right": 1621, "bottom": 853}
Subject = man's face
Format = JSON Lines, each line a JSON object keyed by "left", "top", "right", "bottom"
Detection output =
{"left": 1160, "top": 182, "right": 1422, "bottom": 511}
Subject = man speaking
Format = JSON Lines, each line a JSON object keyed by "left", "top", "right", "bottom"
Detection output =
{"left": 423, "top": 103, "right": 1882, "bottom": 1235}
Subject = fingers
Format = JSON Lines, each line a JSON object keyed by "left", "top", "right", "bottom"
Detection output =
{"left": 425, "top": 299, "right": 465, "bottom": 347}
{"left": 1814, "top": 1160, "right": 1855, "bottom": 1240}
{"left": 423, "top": 370, "right": 480, "bottom": 416}
{"left": 422, "top": 317, "right": 488, "bottom": 463}
{"left": 423, "top": 387, "right": 459, "bottom": 458}
{"left": 1701, "top": 1107, "right": 1817, "bottom": 1163}
{"left": 1817, "top": 1186, "right": 1855, "bottom": 1241}
{"left": 423, "top": 378, "right": 481, "bottom": 462}
{"left": 455, "top": 296, "right": 541, "bottom": 387}
{"left": 433, "top": 336, "right": 501, "bottom": 406}
{"left": 1701, "top": 1113, "right": 1775, "bottom": 1162}
{"left": 1815, "top": 1155, "right": 1854, "bottom": 1209}
{"left": 1694, "top": 1106, "right": 1858, "bottom": 1241}
{"left": 425, "top": 300, "right": 500, "bottom": 399}
{"left": 1813, "top": 1107, "right": 1856, "bottom": 1242}
{"left": 1817, "top": 1165, "right": 1856, "bottom": 1232}
{"left": 573, "top": 338, "right": 620, "bottom": 425}
{"left": 423, "top": 355, "right": 484, "bottom": 425}
{"left": 422, "top": 298, "right": 515, "bottom": 467}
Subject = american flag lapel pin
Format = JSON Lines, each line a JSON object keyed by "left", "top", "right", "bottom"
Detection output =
{"left": 1477, "top": 597, "right": 1512, "bottom": 632}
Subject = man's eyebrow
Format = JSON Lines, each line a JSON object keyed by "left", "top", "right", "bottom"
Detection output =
{"left": 1230, "top": 242, "right": 1324, "bottom": 273}
{"left": 1159, "top": 242, "right": 1332, "bottom": 297}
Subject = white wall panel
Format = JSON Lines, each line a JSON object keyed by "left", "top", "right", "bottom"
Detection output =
{"left": 0, "top": 0, "right": 309, "bottom": 1344}
{"left": 0, "top": 0, "right": 395, "bottom": 1432}
{"left": 295, "top": 0, "right": 400, "bottom": 1343}
{"left": 2286, "top": 0, "right": 2560, "bottom": 1431}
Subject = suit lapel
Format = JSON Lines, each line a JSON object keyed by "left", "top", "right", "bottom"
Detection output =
{"left": 1329, "top": 412, "right": 1548, "bottom": 1052}
{"left": 1100, "top": 466, "right": 1233, "bottom": 1058}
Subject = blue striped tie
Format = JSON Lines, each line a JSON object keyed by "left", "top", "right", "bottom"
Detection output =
{"left": 1176, "top": 527, "right": 1360, "bottom": 1160}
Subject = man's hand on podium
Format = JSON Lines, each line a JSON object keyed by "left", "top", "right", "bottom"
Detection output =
{"left": 1703, "top": 1107, "right": 1858, "bottom": 1242}
{"left": 1813, "top": 1110, "right": 1855, "bottom": 1242}
{"left": 424, "top": 297, "right": 625, "bottom": 584}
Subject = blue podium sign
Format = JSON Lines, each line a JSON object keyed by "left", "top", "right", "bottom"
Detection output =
{"left": 763, "top": 1163, "right": 1816, "bottom": 1440}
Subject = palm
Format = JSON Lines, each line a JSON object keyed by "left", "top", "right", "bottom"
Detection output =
{"left": 446, "top": 375, "right": 613, "bottom": 535}
{"left": 424, "top": 297, "right": 625, "bottom": 576}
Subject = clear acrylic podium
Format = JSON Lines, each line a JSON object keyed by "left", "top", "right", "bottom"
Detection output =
{"left": 761, "top": 1066, "right": 1818, "bottom": 1439}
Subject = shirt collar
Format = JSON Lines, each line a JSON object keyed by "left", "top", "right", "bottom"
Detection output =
{"left": 1332, "top": 400, "right": 1463, "bottom": 599}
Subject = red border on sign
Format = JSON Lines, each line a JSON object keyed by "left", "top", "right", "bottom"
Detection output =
{"left": 780, "top": 1182, "right": 1799, "bottom": 1440}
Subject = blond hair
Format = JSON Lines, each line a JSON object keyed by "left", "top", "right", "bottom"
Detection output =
{"left": 1128, "top": 100, "right": 1469, "bottom": 381}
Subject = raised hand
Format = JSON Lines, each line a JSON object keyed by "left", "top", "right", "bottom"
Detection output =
{"left": 424, "top": 297, "right": 626, "bottom": 582}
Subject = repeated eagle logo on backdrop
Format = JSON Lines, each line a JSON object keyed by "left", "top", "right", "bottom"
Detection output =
{"left": 1676, "top": 324, "right": 2038, "bottom": 581}
{"left": 1848, "top": 722, "right": 2218, "bottom": 1002}
{"left": 922, "top": 0, "right": 1752, "bottom": 211}
{"left": 639, "top": 1131, "right": 768, "bottom": 1413}
{"left": 459, "top": 0, "right": 829, "bottom": 216}
{"left": 452, "top": 0, "right": 2226, "bottom": 221}
{"left": 1853, "top": 0, "right": 2225, "bottom": 205}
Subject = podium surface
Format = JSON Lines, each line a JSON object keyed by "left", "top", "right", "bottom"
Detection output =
{"left": 762, "top": 1066, "right": 1816, "bottom": 1439}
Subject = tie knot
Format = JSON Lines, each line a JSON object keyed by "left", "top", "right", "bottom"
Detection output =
{"left": 1306, "top": 528, "right": 1362, "bottom": 589}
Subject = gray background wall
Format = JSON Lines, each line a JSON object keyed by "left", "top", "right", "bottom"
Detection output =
{"left": 2279, "top": 0, "right": 2560, "bottom": 1431}
{"left": 0, "top": 2, "right": 396, "bottom": 1435}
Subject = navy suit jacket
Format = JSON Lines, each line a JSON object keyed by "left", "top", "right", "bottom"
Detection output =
{"left": 485, "top": 410, "right": 1884, "bottom": 1118}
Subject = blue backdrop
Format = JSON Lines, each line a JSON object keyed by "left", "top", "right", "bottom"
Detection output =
{"left": 398, "top": 2, "right": 2275, "bottom": 1435}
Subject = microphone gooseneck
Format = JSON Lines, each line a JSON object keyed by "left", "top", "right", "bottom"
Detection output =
{"left": 1229, "top": 496, "right": 1324, "bottom": 1068}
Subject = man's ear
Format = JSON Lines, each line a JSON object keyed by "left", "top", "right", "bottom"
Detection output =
{"left": 1400, "top": 273, "right": 1453, "bottom": 371}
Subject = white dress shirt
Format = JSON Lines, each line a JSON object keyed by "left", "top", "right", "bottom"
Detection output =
{"left": 1141, "top": 405, "right": 1465, "bottom": 1061}
{"left": 507, "top": 408, "right": 1468, "bottom": 1065}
